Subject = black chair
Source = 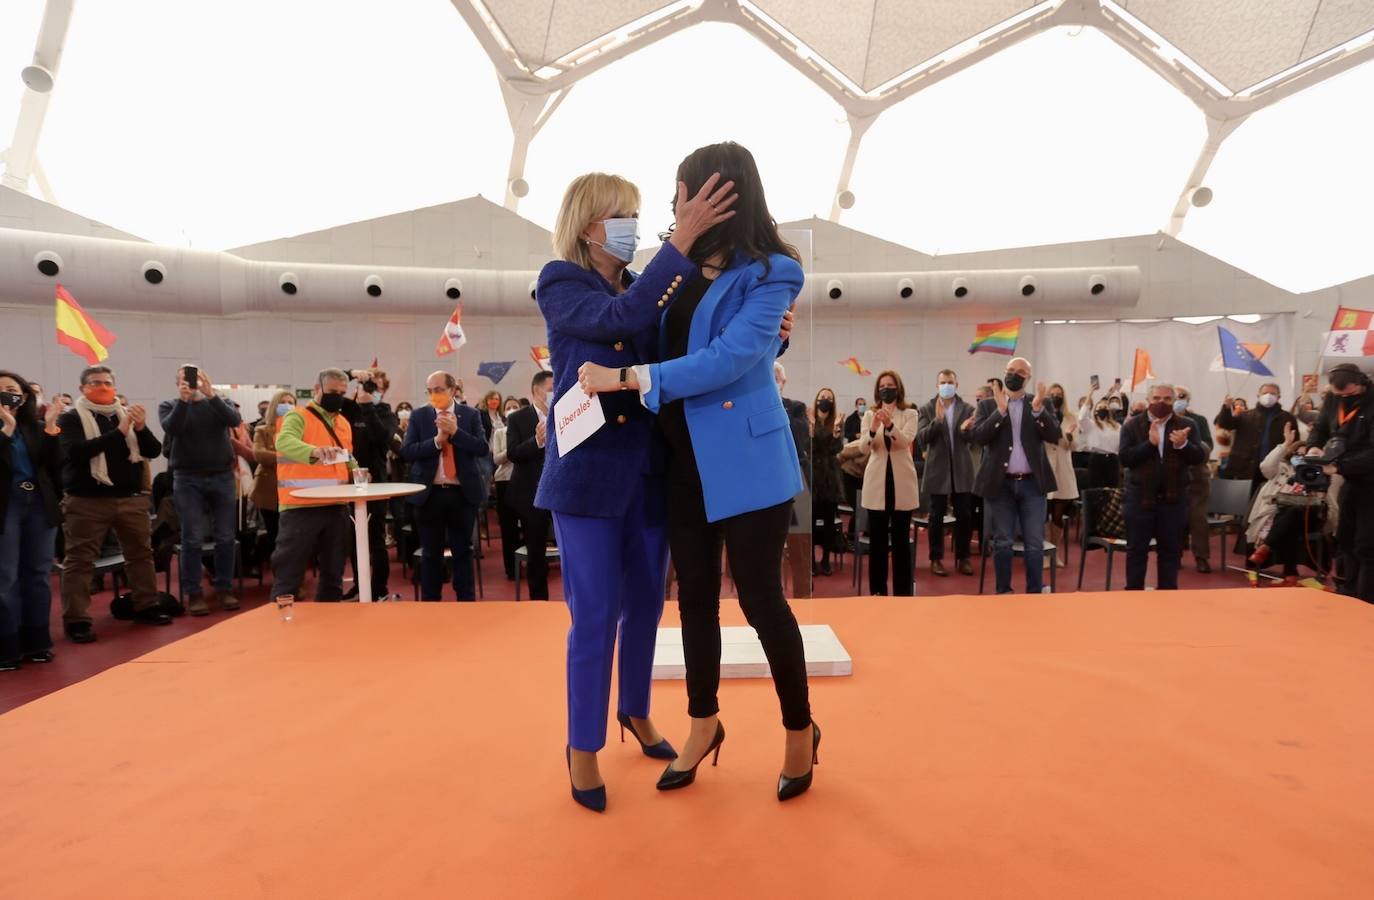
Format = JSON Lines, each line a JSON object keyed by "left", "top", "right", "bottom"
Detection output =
{"left": 1075, "top": 487, "right": 1157, "bottom": 590}
{"left": 514, "top": 544, "right": 561, "bottom": 600}
{"left": 1206, "top": 477, "right": 1254, "bottom": 572}
{"left": 979, "top": 503, "right": 1058, "bottom": 594}
{"left": 409, "top": 517, "right": 484, "bottom": 599}
{"left": 164, "top": 540, "right": 244, "bottom": 600}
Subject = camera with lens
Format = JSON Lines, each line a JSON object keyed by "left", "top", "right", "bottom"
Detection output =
{"left": 362, "top": 379, "right": 378, "bottom": 395}
{"left": 1291, "top": 435, "right": 1346, "bottom": 491}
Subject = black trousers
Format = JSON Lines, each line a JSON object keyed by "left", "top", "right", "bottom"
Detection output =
{"left": 928, "top": 492, "right": 972, "bottom": 562}
{"left": 417, "top": 486, "right": 478, "bottom": 601}
{"left": 1124, "top": 497, "right": 1188, "bottom": 590}
{"left": 813, "top": 499, "right": 838, "bottom": 564}
{"left": 1337, "top": 483, "right": 1374, "bottom": 603}
{"left": 515, "top": 503, "right": 551, "bottom": 600}
{"left": 868, "top": 508, "right": 913, "bottom": 596}
{"left": 1262, "top": 506, "right": 1306, "bottom": 577}
{"left": 668, "top": 480, "right": 811, "bottom": 731}
{"left": 494, "top": 481, "right": 522, "bottom": 579}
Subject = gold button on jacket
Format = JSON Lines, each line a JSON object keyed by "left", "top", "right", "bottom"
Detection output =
{"left": 722, "top": 401, "right": 734, "bottom": 410}
{"left": 613, "top": 341, "right": 624, "bottom": 351}
{"left": 616, "top": 414, "right": 627, "bottom": 425}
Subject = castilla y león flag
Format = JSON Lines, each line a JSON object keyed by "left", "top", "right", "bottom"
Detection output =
{"left": 435, "top": 303, "right": 467, "bottom": 357}
{"left": 1324, "top": 306, "right": 1374, "bottom": 357}
{"left": 54, "top": 284, "right": 116, "bottom": 364}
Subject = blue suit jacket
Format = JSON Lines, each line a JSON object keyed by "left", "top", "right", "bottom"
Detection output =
{"left": 534, "top": 243, "right": 698, "bottom": 518}
{"left": 644, "top": 253, "right": 806, "bottom": 523}
{"left": 399, "top": 403, "right": 490, "bottom": 508}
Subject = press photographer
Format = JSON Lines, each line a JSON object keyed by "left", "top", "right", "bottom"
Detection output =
{"left": 1304, "top": 363, "right": 1374, "bottom": 603}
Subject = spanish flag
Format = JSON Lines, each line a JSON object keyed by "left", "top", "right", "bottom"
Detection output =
{"left": 55, "top": 284, "right": 116, "bottom": 364}
{"left": 838, "top": 357, "right": 872, "bottom": 376}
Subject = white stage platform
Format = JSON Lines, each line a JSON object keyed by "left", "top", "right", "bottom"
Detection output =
{"left": 652, "top": 624, "right": 852, "bottom": 679}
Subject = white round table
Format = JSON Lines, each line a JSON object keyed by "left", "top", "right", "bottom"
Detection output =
{"left": 290, "top": 483, "right": 425, "bottom": 603}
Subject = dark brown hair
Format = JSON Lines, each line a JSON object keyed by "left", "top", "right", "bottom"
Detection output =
{"left": 668, "top": 142, "right": 799, "bottom": 275}
{"left": 873, "top": 371, "right": 908, "bottom": 410}
{"left": 0, "top": 369, "right": 37, "bottom": 423}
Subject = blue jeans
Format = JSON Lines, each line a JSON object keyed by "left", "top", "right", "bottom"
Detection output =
{"left": 0, "top": 487, "right": 57, "bottom": 660}
{"left": 987, "top": 477, "right": 1048, "bottom": 594}
{"left": 173, "top": 471, "right": 238, "bottom": 596}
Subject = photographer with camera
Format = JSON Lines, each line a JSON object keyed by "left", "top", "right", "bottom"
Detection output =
{"left": 340, "top": 368, "right": 400, "bottom": 600}
{"left": 1304, "top": 363, "right": 1374, "bottom": 603}
{"left": 1245, "top": 422, "right": 1335, "bottom": 585}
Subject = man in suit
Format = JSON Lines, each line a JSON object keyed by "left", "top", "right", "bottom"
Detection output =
{"left": 972, "top": 357, "right": 1062, "bottom": 595}
{"left": 1119, "top": 383, "right": 1208, "bottom": 590}
{"left": 505, "top": 371, "right": 552, "bottom": 600}
{"left": 400, "top": 371, "right": 490, "bottom": 601}
{"left": 917, "top": 369, "right": 976, "bottom": 576}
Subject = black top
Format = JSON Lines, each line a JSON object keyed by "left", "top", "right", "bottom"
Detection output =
{"left": 157, "top": 396, "right": 241, "bottom": 473}
{"left": 57, "top": 408, "right": 163, "bottom": 497}
{"left": 658, "top": 275, "right": 711, "bottom": 469}
{"left": 0, "top": 418, "right": 63, "bottom": 533}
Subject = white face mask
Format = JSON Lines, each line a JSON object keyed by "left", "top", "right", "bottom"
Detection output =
{"left": 1258, "top": 393, "right": 1279, "bottom": 408}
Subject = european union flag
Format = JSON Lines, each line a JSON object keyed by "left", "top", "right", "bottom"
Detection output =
{"left": 477, "top": 360, "right": 515, "bottom": 384}
{"left": 1217, "top": 326, "right": 1273, "bottom": 376}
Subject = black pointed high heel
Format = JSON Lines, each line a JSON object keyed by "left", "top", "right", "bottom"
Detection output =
{"left": 655, "top": 721, "right": 725, "bottom": 791}
{"left": 777, "top": 721, "right": 821, "bottom": 802}
{"left": 617, "top": 711, "right": 677, "bottom": 760}
{"left": 565, "top": 746, "right": 606, "bottom": 813}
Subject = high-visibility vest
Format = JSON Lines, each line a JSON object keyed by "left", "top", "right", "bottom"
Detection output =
{"left": 276, "top": 406, "right": 353, "bottom": 509}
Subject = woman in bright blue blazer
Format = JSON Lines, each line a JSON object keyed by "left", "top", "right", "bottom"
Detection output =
{"left": 535, "top": 170, "right": 740, "bottom": 813}
{"left": 579, "top": 142, "right": 820, "bottom": 802}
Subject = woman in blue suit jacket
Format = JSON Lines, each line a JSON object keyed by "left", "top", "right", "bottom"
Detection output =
{"left": 535, "top": 170, "right": 740, "bottom": 812}
{"left": 580, "top": 142, "right": 820, "bottom": 802}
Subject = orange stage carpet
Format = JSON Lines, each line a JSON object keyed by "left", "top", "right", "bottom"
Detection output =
{"left": 1, "top": 589, "right": 1371, "bottom": 899}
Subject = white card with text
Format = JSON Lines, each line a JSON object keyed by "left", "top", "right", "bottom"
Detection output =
{"left": 553, "top": 383, "right": 606, "bottom": 455}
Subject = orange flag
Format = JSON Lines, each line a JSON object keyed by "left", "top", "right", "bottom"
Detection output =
{"left": 435, "top": 304, "right": 467, "bottom": 357}
{"left": 838, "top": 357, "right": 872, "bottom": 376}
{"left": 54, "top": 284, "right": 116, "bottom": 364}
{"left": 1130, "top": 348, "right": 1155, "bottom": 390}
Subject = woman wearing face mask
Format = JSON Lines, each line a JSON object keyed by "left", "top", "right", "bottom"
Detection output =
{"left": 1076, "top": 380, "right": 1122, "bottom": 489}
{"left": 490, "top": 396, "right": 524, "bottom": 581}
{"left": 478, "top": 390, "right": 504, "bottom": 442}
{"left": 576, "top": 142, "right": 815, "bottom": 802}
{"left": 535, "top": 169, "right": 738, "bottom": 812}
{"left": 860, "top": 371, "right": 920, "bottom": 596}
{"left": 0, "top": 372, "right": 66, "bottom": 670}
{"left": 1043, "top": 383, "right": 1079, "bottom": 567}
{"left": 810, "top": 387, "right": 844, "bottom": 576}
{"left": 250, "top": 390, "right": 296, "bottom": 568}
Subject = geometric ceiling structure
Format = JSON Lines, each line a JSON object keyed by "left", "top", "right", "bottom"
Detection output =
{"left": 453, "top": 0, "right": 1374, "bottom": 231}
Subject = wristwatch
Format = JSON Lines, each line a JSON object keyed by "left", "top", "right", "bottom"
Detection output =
{"left": 619, "top": 367, "right": 629, "bottom": 390}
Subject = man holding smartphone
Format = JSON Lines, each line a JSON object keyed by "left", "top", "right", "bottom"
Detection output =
{"left": 158, "top": 364, "right": 242, "bottom": 615}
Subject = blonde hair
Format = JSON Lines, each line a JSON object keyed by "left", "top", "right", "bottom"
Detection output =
{"left": 264, "top": 390, "right": 295, "bottom": 430}
{"left": 552, "top": 173, "right": 641, "bottom": 271}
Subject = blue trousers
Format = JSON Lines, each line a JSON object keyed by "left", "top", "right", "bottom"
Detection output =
{"left": 552, "top": 477, "right": 670, "bottom": 753}
{"left": 173, "top": 471, "right": 238, "bottom": 596}
{"left": 987, "top": 477, "right": 1047, "bottom": 594}
{"left": 0, "top": 488, "right": 57, "bottom": 660}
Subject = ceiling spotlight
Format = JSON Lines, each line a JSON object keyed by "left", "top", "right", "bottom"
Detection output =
{"left": 142, "top": 261, "right": 166, "bottom": 285}
{"left": 1188, "top": 186, "right": 1213, "bottom": 208}
{"left": 836, "top": 190, "right": 855, "bottom": 210}
{"left": 825, "top": 279, "right": 844, "bottom": 300}
{"left": 445, "top": 277, "right": 463, "bottom": 300}
{"left": 364, "top": 274, "right": 383, "bottom": 298}
{"left": 509, "top": 178, "right": 530, "bottom": 199}
{"left": 21, "top": 65, "right": 53, "bottom": 93}
{"left": 952, "top": 277, "right": 968, "bottom": 299}
{"left": 279, "top": 272, "right": 298, "bottom": 295}
{"left": 34, "top": 250, "right": 62, "bottom": 277}
{"left": 897, "top": 277, "right": 914, "bottom": 299}
{"left": 1019, "top": 275, "right": 1036, "bottom": 297}
{"left": 1088, "top": 275, "right": 1106, "bottom": 296}
{"left": 529, "top": 280, "right": 538, "bottom": 301}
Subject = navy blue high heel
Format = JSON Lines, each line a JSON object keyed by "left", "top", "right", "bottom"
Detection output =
{"left": 617, "top": 711, "right": 677, "bottom": 760}
{"left": 565, "top": 746, "right": 606, "bottom": 813}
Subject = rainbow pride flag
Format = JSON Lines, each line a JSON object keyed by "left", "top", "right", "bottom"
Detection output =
{"left": 968, "top": 318, "right": 1021, "bottom": 356}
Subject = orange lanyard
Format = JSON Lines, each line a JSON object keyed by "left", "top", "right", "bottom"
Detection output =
{"left": 1338, "top": 402, "right": 1358, "bottom": 428}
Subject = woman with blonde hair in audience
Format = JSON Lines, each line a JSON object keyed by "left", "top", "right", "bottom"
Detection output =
{"left": 1077, "top": 380, "right": 1122, "bottom": 489}
{"left": 250, "top": 390, "right": 295, "bottom": 567}
{"left": 1044, "top": 382, "right": 1079, "bottom": 566}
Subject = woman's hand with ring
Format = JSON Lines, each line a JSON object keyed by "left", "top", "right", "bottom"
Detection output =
{"left": 669, "top": 172, "right": 738, "bottom": 257}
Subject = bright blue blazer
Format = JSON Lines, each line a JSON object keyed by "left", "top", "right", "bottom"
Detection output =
{"left": 644, "top": 252, "right": 805, "bottom": 523}
{"left": 534, "top": 243, "right": 698, "bottom": 519}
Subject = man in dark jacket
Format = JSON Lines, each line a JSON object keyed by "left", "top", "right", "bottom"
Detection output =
{"left": 341, "top": 369, "right": 400, "bottom": 600}
{"left": 60, "top": 365, "right": 170, "bottom": 641}
{"left": 1173, "top": 384, "right": 1216, "bottom": 572}
{"left": 916, "top": 369, "right": 976, "bottom": 576}
{"left": 972, "top": 357, "right": 1061, "bottom": 595}
{"left": 1119, "top": 384, "right": 1208, "bottom": 590}
{"left": 1305, "top": 363, "right": 1374, "bottom": 603}
{"left": 158, "top": 364, "right": 242, "bottom": 615}
{"left": 505, "top": 371, "right": 551, "bottom": 599}
{"left": 1215, "top": 383, "right": 1297, "bottom": 491}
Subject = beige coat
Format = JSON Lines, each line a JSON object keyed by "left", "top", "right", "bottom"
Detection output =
{"left": 1046, "top": 407, "right": 1080, "bottom": 501}
{"left": 859, "top": 407, "right": 920, "bottom": 511}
